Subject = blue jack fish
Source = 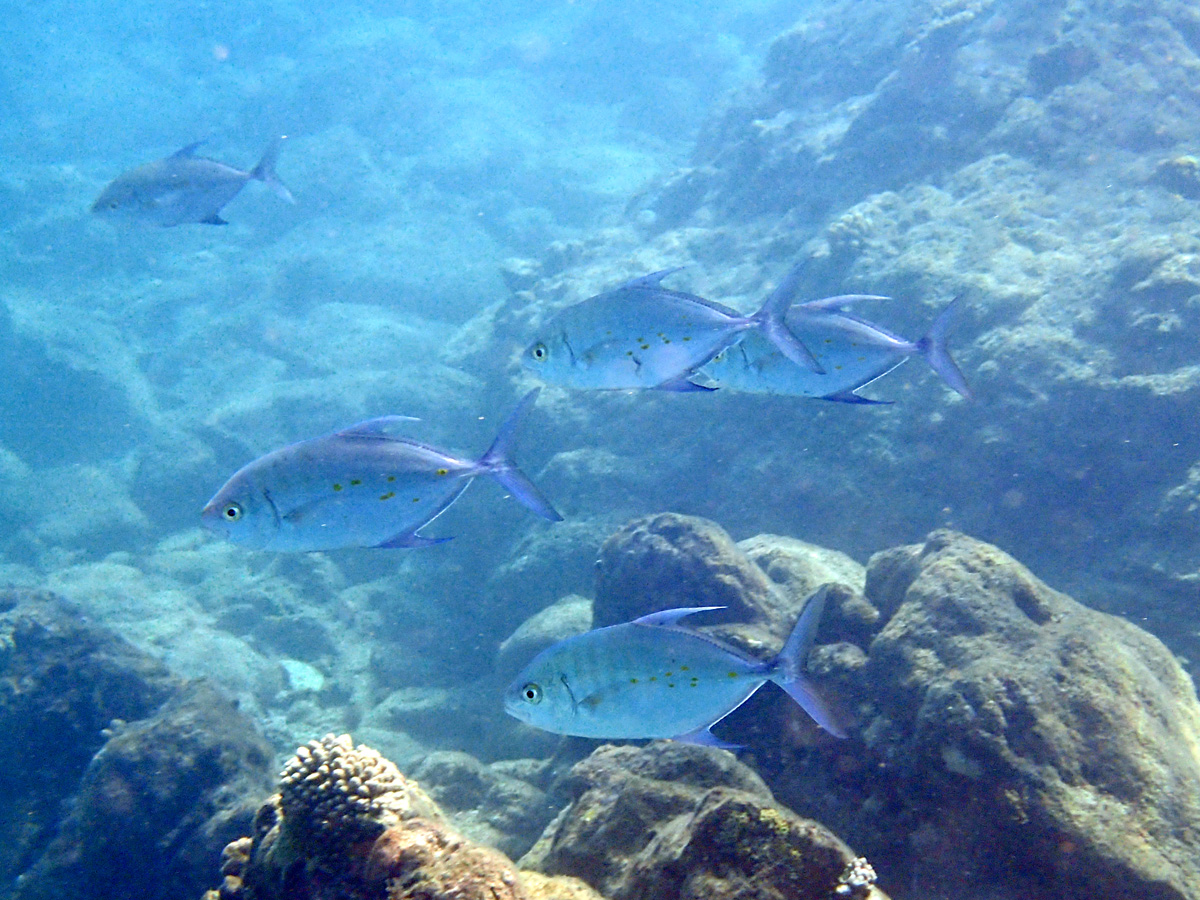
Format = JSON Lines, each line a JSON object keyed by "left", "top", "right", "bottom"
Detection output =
{"left": 201, "top": 390, "right": 561, "bottom": 551}
{"left": 92, "top": 137, "right": 294, "bottom": 226}
{"left": 521, "top": 266, "right": 824, "bottom": 391}
{"left": 701, "top": 296, "right": 972, "bottom": 403}
{"left": 504, "top": 587, "right": 846, "bottom": 745}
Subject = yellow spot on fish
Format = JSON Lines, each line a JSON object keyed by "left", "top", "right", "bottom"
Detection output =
{"left": 436, "top": 468, "right": 448, "bottom": 476}
{"left": 380, "top": 491, "right": 395, "bottom": 501}
{"left": 682, "top": 336, "right": 692, "bottom": 342}
{"left": 679, "top": 666, "right": 689, "bottom": 671}
{"left": 412, "top": 497, "right": 421, "bottom": 503}
{"left": 350, "top": 479, "right": 362, "bottom": 486}
{"left": 387, "top": 475, "right": 396, "bottom": 482}
{"left": 667, "top": 683, "right": 675, "bottom": 688}
{"left": 664, "top": 671, "right": 673, "bottom": 677}
{"left": 333, "top": 483, "right": 343, "bottom": 491}
{"left": 649, "top": 676, "right": 657, "bottom": 682}
{"left": 630, "top": 677, "right": 639, "bottom": 684}
{"left": 728, "top": 671, "right": 738, "bottom": 678}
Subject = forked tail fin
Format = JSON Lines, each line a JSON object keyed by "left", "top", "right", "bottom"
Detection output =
{"left": 251, "top": 136, "right": 296, "bottom": 204}
{"left": 771, "top": 585, "right": 848, "bottom": 738}
{"left": 478, "top": 389, "right": 563, "bottom": 522}
{"left": 917, "top": 297, "right": 972, "bottom": 399}
{"left": 752, "top": 265, "right": 825, "bottom": 373}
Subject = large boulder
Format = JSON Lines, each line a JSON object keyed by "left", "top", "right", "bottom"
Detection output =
{"left": 0, "top": 589, "right": 274, "bottom": 900}
{"left": 520, "top": 741, "right": 886, "bottom": 900}
{"left": 851, "top": 529, "right": 1200, "bottom": 900}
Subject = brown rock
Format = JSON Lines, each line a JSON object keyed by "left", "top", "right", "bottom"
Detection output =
{"left": 521, "top": 741, "right": 885, "bottom": 900}
{"left": 860, "top": 529, "right": 1200, "bottom": 900}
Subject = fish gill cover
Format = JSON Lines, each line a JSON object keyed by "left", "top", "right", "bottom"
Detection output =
{"left": 1, "top": 1, "right": 1200, "bottom": 900}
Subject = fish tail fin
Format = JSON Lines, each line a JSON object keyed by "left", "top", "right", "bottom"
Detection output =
{"left": 753, "top": 265, "right": 825, "bottom": 374}
{"left": 916, "top": 297, "right": 973, "bottom": 399}
{"left": 478, "top": 389, "right": 563, "bottom": 522}
{"left": 251, "top": 136, "right": 296, "bottom": 204}
{"left": 770, "top": 585, "right": 848, "bottom": 738}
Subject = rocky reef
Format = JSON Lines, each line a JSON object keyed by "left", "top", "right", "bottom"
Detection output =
{"left": 202, "top": 732, "right": 606, "bottom": 900}
{"left": 520, "top": 741, "right": 885, "bottom": 900}
{"left": 0, "top": 588, "right": 273, "bottom": 900}
{"left": 572, "top": 513, "right": 1200, "bottom": 900}
{"left": 202, "top": 732, "right": 881, "bottom": 900}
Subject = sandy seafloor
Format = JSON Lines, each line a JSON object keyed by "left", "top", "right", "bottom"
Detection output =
{"left": 4, "top": 0, "right": 1200, "bottom": 897}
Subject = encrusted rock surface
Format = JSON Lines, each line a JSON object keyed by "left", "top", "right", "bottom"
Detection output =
{"left": 206, "top": 735, "right": 591, "bottom": 900}
{"left": 0, "top": 589, "right": 272, "bottom": 900}
{"left": 860, "top": 530, "right": 1200, "bottom": 899}
{"left": 755, "top": 530, "right": 1200, "bottom": 900}
{"left": 520, "top": 741, "right": 887, "bottom": 900}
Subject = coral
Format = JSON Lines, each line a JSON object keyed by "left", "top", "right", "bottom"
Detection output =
{"left": 277, "top": 733, "right": 439, "bottom": 852}
{"left": 206, "top": 734, "right": 597, "bottom": 900}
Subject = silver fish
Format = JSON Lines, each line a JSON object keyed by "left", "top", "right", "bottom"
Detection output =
{"left": 201, "top": 390, "right": 561, "bottom": 551}
{"left": 521, "top": 267, "right": 823, "bottom": 391}
{"left": 92, "top": 137, "right": 294, "bottom": 226}
{"left": 504, "top": 587, "right": 846, "bottom": 746}
{"left": 702, "top": 296, "right": 972, "bottom": 402}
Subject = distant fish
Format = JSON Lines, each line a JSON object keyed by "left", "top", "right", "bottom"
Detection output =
{"left": 504, "top": 587, "right": 846, "bottom": 745}
{"left": 92, "top": 137, "right": 295, "bottom": 226}
{"left": 702, "top": 296, "right": 973, "bottom": 402}
{"left": 521, "top": 266, "right": 824, "bottom": 392}
{"left": 201, "top": 390, "right": 561, "bottom": 552}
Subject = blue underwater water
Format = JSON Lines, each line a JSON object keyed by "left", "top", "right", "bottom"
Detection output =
{"left": 5, "top": 1, "right": 1200, "bottom": 898}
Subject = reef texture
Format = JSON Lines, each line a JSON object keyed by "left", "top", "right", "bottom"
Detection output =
{"left": 207, "top": 733, "right": 596, "bottom": 900}
{"left": 519, "top": 741, "right": 886, "bottom": 900}
{"left": 846, "top": 529, "right": 1200, "bottom": 900}
{"left": 583, "top": 515, "right": 1200, "bottom": 900}
{"left": 466, "top": 0, "right": 1200, "bottom": 675}
{"left": 0, "top": 588, "right": 274, "bottom": 900}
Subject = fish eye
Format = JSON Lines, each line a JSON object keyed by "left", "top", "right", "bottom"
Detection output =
{"left": 530, "top": 343, "right": 548, "bottom": 361}
{"left": 222, "top": 503, "right": 243, "bottom": 521}
{"left": 521, "top": 683, "right": 543, "bottom": 704}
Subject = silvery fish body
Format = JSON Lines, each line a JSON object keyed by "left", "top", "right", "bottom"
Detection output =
{"left": 521, "top": 267, "right": 822, "bottom": 391}
{"left": 201, "top": 390, "right": 560, "bottom": 551}
{"left": 504, "top": 591, "right": 845, "bottom": 744}
{"left": 702, "top": 296, "right": 972, "bottom": 402}
{"left": 92, "top": 138, "right": 294, "bottom": 226}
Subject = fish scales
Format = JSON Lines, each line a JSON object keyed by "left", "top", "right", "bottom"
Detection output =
{"left": 202, "top": 390, "right": 560, "bottom": 552}
{"left": 544, "top": 622, "right": 766, "bottom": 739}
{"left": 522, "top": 268, "right": 822, "bottom": 391}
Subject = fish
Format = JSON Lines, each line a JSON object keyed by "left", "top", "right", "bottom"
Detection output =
{"left": 503, "top": 586, "right": 846, "bottom": 745}
{"left": 92, "top": 137, "right": 295, "bottom": 226}
{"left": 521, "top": 266, "right": 824, "bottom": 391}
{"left": 201, "top": 389, "right": 561, "bottom": 551}
{"left": 701, "top": 295, "right": 973, "bottom": 402}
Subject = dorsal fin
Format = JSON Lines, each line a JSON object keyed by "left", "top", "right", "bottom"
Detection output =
{"left": 171, "top": 141, "right": 206, "bottom": 159}
{"left": 620, "top": 266, "right": 688, "bottom": 290}
{"left": 633, "top": 606, "right": 725, "bottom": 628}
{"left": 334, "top": 415, "right": 420, "bottom": 439}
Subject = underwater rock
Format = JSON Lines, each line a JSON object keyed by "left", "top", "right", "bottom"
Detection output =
{"left": 759, "top": 530, "right": 1200, "bottom": 900}
{"left": 205, "top": 734, "right": 589, "bottom": 900}
{"left": 0, "top": 589, "right": 273, "bottom": 900}
{"left": 409, "top": 751, "right": 557, "bottom": 860}
{"left": 15, "top": 681, "right": 273, "bottom": 900}
{"left": 594, "top": 512, "right": 779, "bottom": 628}
{"left": 519, "top": 741, "right": 887, "bottom": 900}
{"left": 853, "top": 530, "right": 1200, "bottom": 899}
{"left": 0, "top": 589, "right": 178, "bottom": 891}
{"left": 494, "top": 594, "right": 593, "bottom": 682}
